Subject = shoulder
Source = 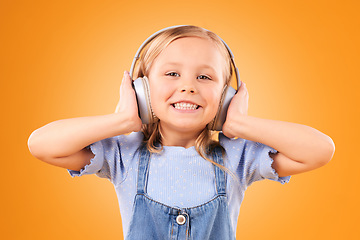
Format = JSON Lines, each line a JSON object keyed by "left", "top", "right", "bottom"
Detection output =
{"left": 96, "top": 131, "right": 144, "bottom": 155}
{"left": 218, "top": 132, "right": 277, "bottom": 169}
{"left": 218, "top": 132, "right": 289, "bottom": 186}
{"left": 117, "top": 131, "right": 144, "bottom": 152}
{"left": 219, "top": 132, "right": 274, "bottom": 153}
{"left": 119, "top": 131, "right": 144, "bottom": 144}
{"left": 98, "top": 132, "right": 144, "bottom": 182}
{"left": 219, "top": 132, "right": 246, "bottom": 152}
{"left": 103, "top": 131, "right": 143, "bottom": 144}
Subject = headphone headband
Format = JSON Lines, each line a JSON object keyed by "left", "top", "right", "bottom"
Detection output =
{"left": 129, "top": 25, "right": 241, "bottom": 89}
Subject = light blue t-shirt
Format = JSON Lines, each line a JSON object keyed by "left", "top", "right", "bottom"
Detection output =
{"left": 68, "top": 132, "right": 290, "bottom": 236}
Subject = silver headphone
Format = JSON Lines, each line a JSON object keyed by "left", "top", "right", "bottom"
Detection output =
{"left": 129, "top": 25, "right": 241, "bottom": 131}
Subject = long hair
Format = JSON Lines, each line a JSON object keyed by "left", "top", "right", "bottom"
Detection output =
{"left": 133, "top": 25, "right": 237, "bottom": 180}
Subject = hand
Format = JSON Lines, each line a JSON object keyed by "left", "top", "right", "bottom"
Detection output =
{"left": 115, "top": 71, "right": 142, "bottom": 132}
{"left": 222, "top": 82, "right": 249, "bottom": 138}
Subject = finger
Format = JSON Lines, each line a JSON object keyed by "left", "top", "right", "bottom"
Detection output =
{"left": 242, "top": 82, "right": 249, "bottom": 98}
{"left": 116, "top": 71, "right": 133, "bottom": 113}
{"left": 123, "top": 71, "right": 135, "bottom": 90}
{"left": 239, "top": 81, "right": 247, "bottom": 92}
{"left": 119, "top": 71, "right": 126, "bottom": 90}
{"left": 120, "top": 71, "right": 132, "bottom": 93}
{"left": 235, "top": 82, "right": 248, "bottom": 98}
{"left": 124, "top": 70, "right": 130, "bottom": 81}
{"left": 122, "top": 71, "right": 130, "bottom": 84}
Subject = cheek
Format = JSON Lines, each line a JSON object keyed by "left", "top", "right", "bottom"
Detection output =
{"left": 149, "top": 83, "right": 161, "bottom": 108}
{"left": 204, "top": 88, "right": 223, "bottom": 119}
{"left": 207, "top": 88, "right": 223, "bottom": 107}
{"left": 148, "top": 81, "right": 172, "bottom": 114}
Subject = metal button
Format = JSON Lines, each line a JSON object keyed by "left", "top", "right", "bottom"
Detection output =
{"left": 176, "top": 214, "right": 186, "bottom": 225}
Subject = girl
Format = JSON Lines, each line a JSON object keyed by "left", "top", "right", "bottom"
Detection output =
{"left": 28, "top": 25, "right": 335, "bottom": 239}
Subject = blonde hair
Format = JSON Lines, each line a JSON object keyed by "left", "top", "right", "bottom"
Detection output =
{"left": 133, "top": 25, "right": 237, "bottom": 180}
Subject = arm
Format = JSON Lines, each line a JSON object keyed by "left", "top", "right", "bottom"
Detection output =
{"left": 222, "top": 83, "right": 335, "bottom": 177}
{"left": 28, "top": 71, "right": 142, "bottom": 171}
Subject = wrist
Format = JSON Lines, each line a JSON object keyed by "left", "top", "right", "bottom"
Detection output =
{"left": 222, "top": 115, "right": 246, "bottom": 138}
{"left": 111, "top": 112, "right": 142, "bottom": 134}
{"left": 223, "top": 114, "right": 249, "bottom": 139}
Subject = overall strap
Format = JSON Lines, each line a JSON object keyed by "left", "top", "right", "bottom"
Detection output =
{"left": 136, "top": 144, "right": 151, "bottom": 194}
{"left": 212, "top": 146, "right": 227, "bottom": 195}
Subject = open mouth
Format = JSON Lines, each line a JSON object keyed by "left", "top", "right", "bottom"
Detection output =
{"left": 172, "top": 102, "right": 200, "bottom": 110}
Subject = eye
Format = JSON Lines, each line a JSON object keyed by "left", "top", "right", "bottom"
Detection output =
{"left": 197, "top": 75, "right": 212, "bottom": 80}
{"left": 166, "top": 72, "right": 180, "bottom": 77}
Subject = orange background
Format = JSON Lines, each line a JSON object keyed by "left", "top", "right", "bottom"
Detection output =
{"left": 1, "top": 0, "right": 359, "bottom": 239}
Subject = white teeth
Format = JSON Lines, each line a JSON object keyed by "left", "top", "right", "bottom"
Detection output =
{"left": 174, "top": 102, "right": 198, "bottom": 110}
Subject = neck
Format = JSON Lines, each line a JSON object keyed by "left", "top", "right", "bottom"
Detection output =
{"left": 159, "top": 122, "right": 203, "bottom": 149}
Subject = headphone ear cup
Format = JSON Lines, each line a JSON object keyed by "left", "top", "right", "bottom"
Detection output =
{"left": 132, "top": 76, "right": 153, "bottom": 124}
{"left": 211, "top": 86, "right": 236, "bottom": 131}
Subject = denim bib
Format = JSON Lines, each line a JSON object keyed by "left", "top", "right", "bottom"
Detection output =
{"left": 125, "top": 145, "right": 235, "bottom": 240}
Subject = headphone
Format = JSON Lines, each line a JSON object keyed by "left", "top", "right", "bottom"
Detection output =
{"left": 129, "top": 25, "right": 241, "bottom": 131}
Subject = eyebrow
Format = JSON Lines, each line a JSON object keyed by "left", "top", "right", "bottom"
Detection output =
{"left": 162, "top": 62, "right": 216, "bottom": 71}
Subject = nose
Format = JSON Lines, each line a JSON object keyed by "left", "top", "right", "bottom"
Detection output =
{"left": 181, "top": 87, "right": 195, "bottom": 94}
{"left": 179, "top": 77, "right": 197, "bottom": 94}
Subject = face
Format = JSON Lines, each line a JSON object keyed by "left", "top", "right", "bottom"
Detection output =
{"left": 147, "top": 37, "right": 226, "bottom": 134}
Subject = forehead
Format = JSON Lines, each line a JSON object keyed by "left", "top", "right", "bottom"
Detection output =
{"left": 153, "top": 37, "right": 225, "bottom": 71}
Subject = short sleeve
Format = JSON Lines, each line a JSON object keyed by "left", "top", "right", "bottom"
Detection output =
{"left": 67, "top": 140, "right": 106, "bottom": 178}
{"left": 219, "top": 133, "right": 291, "bottom": 188}
{"left": 247, "top": 142, "right": 291, "bottom": 185}
{"left": 67, "top": 132, "right": 144, "bottom": 184}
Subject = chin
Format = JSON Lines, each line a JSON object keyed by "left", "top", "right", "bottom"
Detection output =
{"left": 175, "top": 122, "right": 207, "bottom": 132}
{"left": 160, "top": 120, "right": 202, "bottom": 132}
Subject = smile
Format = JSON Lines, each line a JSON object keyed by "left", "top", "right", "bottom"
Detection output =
{"left": 172, "top": 102, "right": 200, "bottom": 110}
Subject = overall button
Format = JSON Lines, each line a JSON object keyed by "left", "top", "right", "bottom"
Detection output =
{"left": 176, "top": 214, "right": 186, "bottom": 225}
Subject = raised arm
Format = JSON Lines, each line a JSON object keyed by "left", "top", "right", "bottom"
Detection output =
{"left": 28, "top": 71, "right": 141, "bottom": 171}
{"left": 222, "top": 83, "right": 335, "bottom": 177}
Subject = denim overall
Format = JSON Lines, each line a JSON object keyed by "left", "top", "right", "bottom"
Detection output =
{"left": 125, "top": 145, "right": 235, "bottom": 240}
